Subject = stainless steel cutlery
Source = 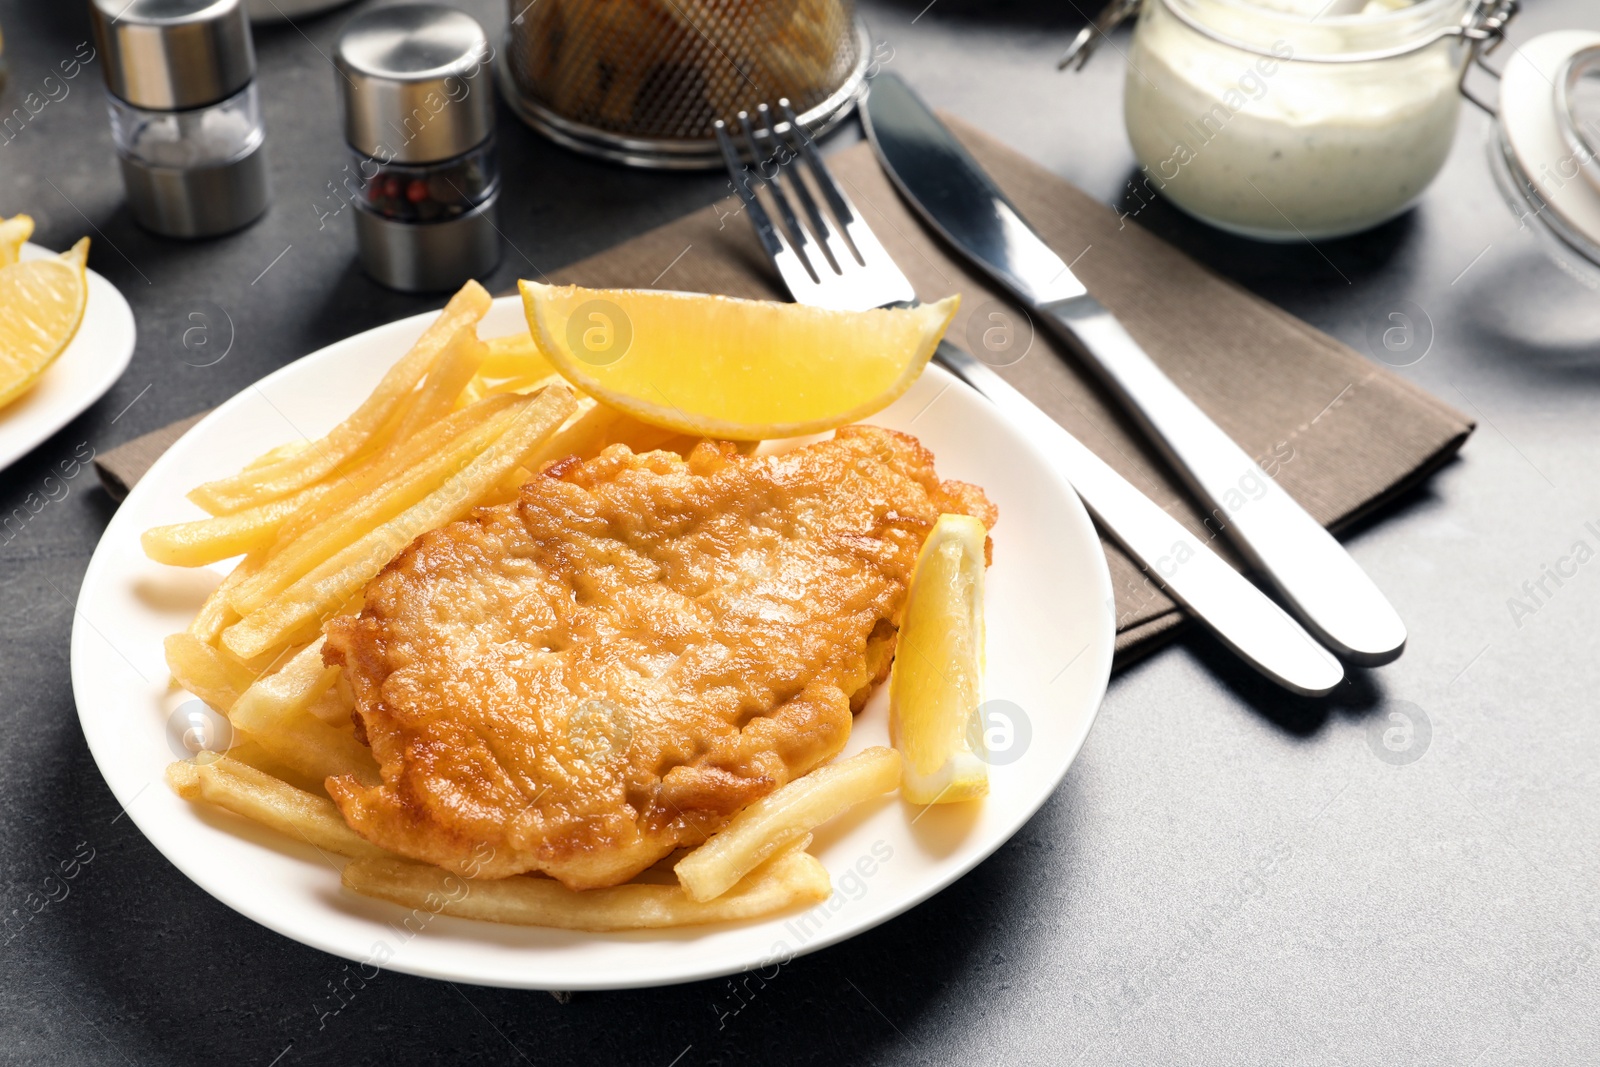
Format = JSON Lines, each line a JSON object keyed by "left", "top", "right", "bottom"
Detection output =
{"left": 714, "top": 100, "right": 1346, "bottom": 696}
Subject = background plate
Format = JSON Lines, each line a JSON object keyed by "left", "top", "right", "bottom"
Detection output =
{"left": 0, "top": 243, "right": 136, "bottom": 473}
{"left": 71, "top": 296, "right": 1114, "bottom": 990}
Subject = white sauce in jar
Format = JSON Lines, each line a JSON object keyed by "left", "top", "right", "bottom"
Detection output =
{"left": 1123, "top": 0, "right": 1466, "bottom": 240}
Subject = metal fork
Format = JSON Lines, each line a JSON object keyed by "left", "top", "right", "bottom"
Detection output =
{"left": 713, "top": 102, "right": 1344, "bottom": 697}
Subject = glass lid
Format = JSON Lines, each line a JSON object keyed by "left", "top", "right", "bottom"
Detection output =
{"left": 1495, "top": 32, "right": 1600, "bottom": 283}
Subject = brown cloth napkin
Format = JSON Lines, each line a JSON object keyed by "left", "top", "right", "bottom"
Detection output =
{"left": 97, "top": 116, "right": 1473, "bottom": 668}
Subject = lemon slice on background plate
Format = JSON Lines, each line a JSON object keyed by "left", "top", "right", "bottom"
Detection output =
{"left": 519, "top": 281, "right": 957, "bottom": 440}
{"left": 0, "top": 236, "right": 90, "bottom": 412}
{"left": 890, "top": 512, "right": 990, "bottom": 805}
{"left": 0, "top": 214, "right": 35, "bottom": 267}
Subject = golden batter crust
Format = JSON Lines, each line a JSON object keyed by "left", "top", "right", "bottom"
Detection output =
{"left": 323, "top": 426, "right": 996, "bottom": 889}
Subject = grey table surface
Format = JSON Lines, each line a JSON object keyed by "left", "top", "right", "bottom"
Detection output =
{"left": 2, "top": 0, "right": 1598, "bottom": 1064}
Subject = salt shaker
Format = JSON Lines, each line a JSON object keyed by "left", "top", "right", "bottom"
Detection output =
{"left": 90, "top": 0, "right": 269, "bottom": 239}
{"left": 334, "top": 5, "right": 501, "bottom": 292}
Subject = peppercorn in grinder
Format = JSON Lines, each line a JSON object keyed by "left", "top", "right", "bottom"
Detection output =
{"left": 334, "top": 4, "right": 500, "bottom": 292}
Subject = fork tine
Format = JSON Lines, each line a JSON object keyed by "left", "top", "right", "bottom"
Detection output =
{"left": 714, "top": 120, "right": 782, "bottom": 263}
{"left": 721, "top": 100, "right": 915, "bottom": 312}
{"left": 761, "top": 105, "right": 848, "bottom": 276}
{"left": 780, "top": 100, "right": 861, "bottom": 242}
{"left": 779, "top": 99, "right": 906, "bottom": 281}
{"left": 736, "top": 109, "right": 821, "bottom": 285}
{"left": 713, "top": 118, "right": 823, "bottom": 304}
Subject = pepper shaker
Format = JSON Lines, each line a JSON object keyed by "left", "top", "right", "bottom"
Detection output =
{"left": 90, "top": 0, "right": 269, "bottom": 239}
{"left": 334, "top": 5, "right": 501, "bottom": 292}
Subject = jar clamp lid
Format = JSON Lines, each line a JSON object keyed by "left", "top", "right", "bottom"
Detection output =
{"left": 1059, "top": 0, "right": 1518, "bottom": 80}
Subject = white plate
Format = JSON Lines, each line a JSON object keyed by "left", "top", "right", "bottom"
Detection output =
{"left": 71, "top": 296, "right": 1114, "bottom": 990}
{"left": 0, "top": 243, "right": 135, "bottom": 473}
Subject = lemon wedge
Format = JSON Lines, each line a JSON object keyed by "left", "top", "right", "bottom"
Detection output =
{"left": 519, "top": 280, "right": 957, "bottom": 440}
{"left": 0, "top": 214, "right": 35, "bottom": 267}
{"left": 890, "top": 513, "right": 990, "bottom": 805}
{"left": 0, "top": 237, "right": 90, "bottom": 411}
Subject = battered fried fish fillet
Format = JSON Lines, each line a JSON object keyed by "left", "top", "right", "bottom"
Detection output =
{"left": 323, "top": 425, "right": 996, "bottom": 889}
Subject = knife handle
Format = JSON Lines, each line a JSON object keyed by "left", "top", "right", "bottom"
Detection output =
{"left": 1039, "top": 296, "right": 1406, "bottom": 666}
{"left": 933, "top": 342, "right": 1344, "bottom": 697}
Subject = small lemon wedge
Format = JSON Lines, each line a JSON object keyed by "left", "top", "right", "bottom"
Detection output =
{"left": 0, "top": 236, "right": 90, "bottom": 412}
{"left": 890, "top": 513, "right": 990, "bottom": 805}
{"left": 0, "top": 214, "right": 35, "bottom": 267}
{"left": 519, "top": 280, "right": 957, "bottom": 440}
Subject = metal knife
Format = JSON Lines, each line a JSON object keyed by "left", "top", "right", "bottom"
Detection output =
{"left": 862, "top": 73, "right": 1407, "bottom": 666}
{"left": 934, "top": 340, "right": 1344, "bottom": 696}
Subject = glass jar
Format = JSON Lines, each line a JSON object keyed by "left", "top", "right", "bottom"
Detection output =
{"left": 348, "top": 137, "right": 498, "bottom": 225}
{"left": 1122, "top": 0, "right": 1508, "bottom": 240}
{"left": 107, "top": 83, "right": 265, "bottom": 170}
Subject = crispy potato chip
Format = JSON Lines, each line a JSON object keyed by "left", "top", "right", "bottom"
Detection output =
{"left": 304, "top": 683, "right": 354, "bottom": 727}
{"left": 243, "top": 439, "right": 311, "bottom": 472}
{"left": 212, "top": 738, "right": 328, "bottom": 794}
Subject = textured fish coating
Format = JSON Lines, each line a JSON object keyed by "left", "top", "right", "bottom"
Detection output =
{"left": 323, "top": 425, "right": 996, "bottom": 889}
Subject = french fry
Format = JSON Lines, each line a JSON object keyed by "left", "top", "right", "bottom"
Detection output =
{"left": 392, "top": 326, "right": 487, "bottom": 444}
{"left": 243, "top": 439, "right": 311, "bottom": 471}
{"left": 675, "top": 747, "right": 901, "bottom": 902}
{"left": 166, "top": 759, "right": 200, "bottom": 793}
{"left": 480, "top": 330, "right": 554, "bottom": 380}
{"left": 485, "top": 373, "right": 562, "bottom": 397}
{"left": 142, "top": 490, "right": 323, "bottom": 568}
{"left": 456, "top": 374, "right": 489, "bottom": 409}
{"left": 212, "top": 738, "right": 329, "bottom": 794}
{"left": 215, "top": 632, "right": 306, "bottom": 681}
{"left": 188, "top": 552, "right": 265, "bottom": 645}
{"left": 188, "top": 281, "right": 492, "bottom": 514}
{"left": 342, "top": 846, "right": 830, "bottom": 931}
{"left": 266, "top": 394, "right": 520, "bottom": 551}
{"left": 228, "top": 636, "right": 338, "bottom": 735}
{"left": 242, "top": 712, "right": 378, "bottom": 785}
{"left": 305, "top": 683, "right": 354, "bottom": 726}
{"left": 485, "top": 464, "right": 536, "bottom": 504}
{"left": 166, "top": 755, "right": 386, "bottom": 859}
{"left": 520, "top": 395, "right": 615, "bottom": 466}
{"left": 221, "top": 387, "right": 577, "bottom": 660}
{"left": 228, "top": 398, "right": 523, "bottom": 615}
{"left": 165, "top": 632, "right": 258, "bottom": 714}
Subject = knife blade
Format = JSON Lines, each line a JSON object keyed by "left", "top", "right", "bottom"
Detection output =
{"left": 862, "top": 72, "right": 1407, "bottom": 666}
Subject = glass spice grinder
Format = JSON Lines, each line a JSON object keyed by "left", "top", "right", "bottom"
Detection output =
{"left": 334, "top": 4, "right": 501, "bottom": 292}
{"left": 89, "top": 0, "right": 270, "bottom": 239}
